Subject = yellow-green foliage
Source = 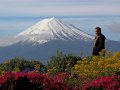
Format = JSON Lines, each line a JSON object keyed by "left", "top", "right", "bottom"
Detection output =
{"left": 72, "top": 52, "right": 120, "bottom": 79}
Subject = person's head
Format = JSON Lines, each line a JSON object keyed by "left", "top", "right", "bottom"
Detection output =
{"left": 95, "top": 27, "right": 101, "bottom": 36}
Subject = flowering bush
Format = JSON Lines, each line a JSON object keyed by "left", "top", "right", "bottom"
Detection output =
{"left": 0, "top": 72, "right": 79, "bottom": 90}
{"left": 83, "top": 75, "right": 120, "bottom": 90}
{"left": 72, "top": 52, "right": 120, "bottom": 79}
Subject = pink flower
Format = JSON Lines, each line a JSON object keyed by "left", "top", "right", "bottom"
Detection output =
{"left": 83, "top": 75, "right": 120, "bottom": 90}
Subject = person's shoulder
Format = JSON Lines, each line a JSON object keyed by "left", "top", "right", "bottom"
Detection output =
{"left": 100, "top": 34, "right": 106, "bottom": 39}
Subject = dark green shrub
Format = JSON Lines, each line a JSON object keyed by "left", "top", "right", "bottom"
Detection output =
{"left": 46, "top": 51, "right": 81, "bottom": 75}
{"left": 0, "top": 57, "right": 45, "bottom": 72}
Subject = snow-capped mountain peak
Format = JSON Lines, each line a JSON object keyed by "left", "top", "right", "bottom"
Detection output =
{"left": 16, "top": 17, "right": 94, "bottom": 44}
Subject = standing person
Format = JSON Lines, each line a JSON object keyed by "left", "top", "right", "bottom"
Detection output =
{"left": 92, "top": 27, "right": 106, "bottom": 55}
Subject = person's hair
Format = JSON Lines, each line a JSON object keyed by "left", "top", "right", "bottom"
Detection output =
{"left": 95, "top": 27, "right": 101, "bottom": 33}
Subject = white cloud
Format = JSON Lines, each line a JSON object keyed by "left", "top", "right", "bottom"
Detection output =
{"left": 0, "top": 0, "right": 120, "bottom": 16}
{"left": 0, "top": 37, "right": 19, "bottom": 46}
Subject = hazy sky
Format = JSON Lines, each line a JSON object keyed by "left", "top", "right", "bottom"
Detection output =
{"left": 0, "top": 0, "right": 120, "bottom": 41}
{"left": 0, "top": 0, "right": 120, "bottom": 16}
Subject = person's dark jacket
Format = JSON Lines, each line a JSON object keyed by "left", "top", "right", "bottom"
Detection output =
{"left": 92, "top": 34, "right": 106, "bottom": 55}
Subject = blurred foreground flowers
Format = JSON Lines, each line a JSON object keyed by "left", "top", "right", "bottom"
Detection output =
{"left": 0, "top": 51, "right": 120, "bottom": 90}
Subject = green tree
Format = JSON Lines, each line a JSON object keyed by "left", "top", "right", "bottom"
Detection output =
{"left": 46, "top": 51, "right": 81, "bottom": 75}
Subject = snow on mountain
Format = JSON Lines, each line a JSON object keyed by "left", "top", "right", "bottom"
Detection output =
{"left": 16, "top": 17, "right": 94, "bottom": 44}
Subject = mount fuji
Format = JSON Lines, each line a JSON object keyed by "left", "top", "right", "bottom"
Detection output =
{"left": 15, "top": 17, "right": 93, "bottom": 44}
{"left": 0, "top": 17, "right": 120, "bottom": 62}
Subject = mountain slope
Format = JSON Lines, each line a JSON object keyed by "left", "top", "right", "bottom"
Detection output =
{"left": 0, "top": 40, "right": 92, "bottom": 63}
